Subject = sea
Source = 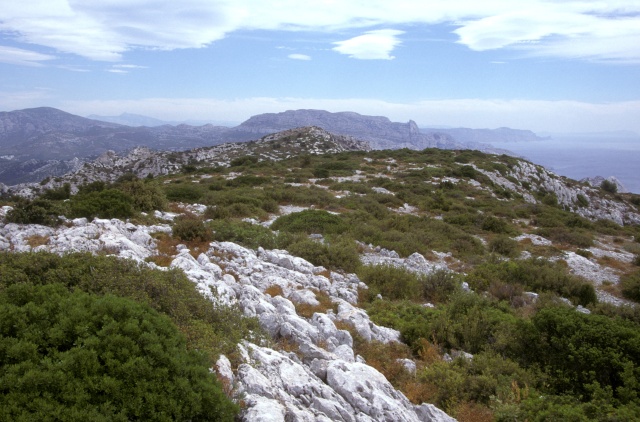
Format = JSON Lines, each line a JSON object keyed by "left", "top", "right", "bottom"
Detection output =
{"left": 500, "top": 134, "right": 640, "bottom": 194}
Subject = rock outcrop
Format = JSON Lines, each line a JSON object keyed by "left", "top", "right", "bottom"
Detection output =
{"left": 0, "top": 209, "right": 456, "bottom": 421}
{"left": 474, "top": 160, "right": 640, "bottom": 226}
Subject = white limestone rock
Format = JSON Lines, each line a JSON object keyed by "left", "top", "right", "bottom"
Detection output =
{"left": 335, "top": 300, "right": 401, "bottom": 343}
{"left": 326, "top": 360, "right": 421, "bottom": 421}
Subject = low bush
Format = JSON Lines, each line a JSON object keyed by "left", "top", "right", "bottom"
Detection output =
{"left": 229, "top": 155, "right": 258, "bottom": 167}
{"left": 117, "top": 179, "right": 168, "bottom": 212}
{"left": 535, "top": 227, "right": 593, "bottom": 248}
{"left": 601, "top": 179, "right": 618, "bottom": 194}
{"left": 468, "top": 258, "right": 597, "bottom": 306}
{"left": 488, "top": 235, "right": 519, "bottom": 257}
{"left": 41, "top": 183, "right": 71, "bottom": 200}
{"left": 5, "top": 198, "right": 62, "bottom": 226}
{"left": 271, "top": 209, "right": 346, "bottom": 235}
{"left": 172, "top": 216, "right": 212, "bottom": 242}
{"left": 164, "top": 184, "right": 205, "bottom": 203}
{"left": 0, "top": 251, "right": 264, "bottom": 363}
{"left": 286, "top": 236, "right": 360, "bottom": 273}
{"left": 226, "top": 175, "right": 271, "bottom": 187}
{"left": 209, "top": 220, "right": 279, "bottom": 249}
{"left": 620, "top": 270, "right": 640, "bottom": 302}
{"left": 68, "top": 189, "right": 135, "bottom": 219}
{"left": 0, "top": 283, "right": 238, "bottom": 421}
{"left": 358, "top": 265, "right": 423, "bottom": 302}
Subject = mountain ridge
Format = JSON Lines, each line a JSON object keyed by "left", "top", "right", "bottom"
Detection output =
{"left": 0, "top": 107, "right": 533, "bottom": 184}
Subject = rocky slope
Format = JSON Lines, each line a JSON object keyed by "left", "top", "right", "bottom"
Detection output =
{"left": 0, "top": 207, "right": 455, "bottom": 422}
{"left": 1, "top": 126, "right": 371, "bottom": 197}
{"left": 3, "top": 125, "right": 639, "bottom": 227}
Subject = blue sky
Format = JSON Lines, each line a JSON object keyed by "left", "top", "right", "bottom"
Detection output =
{"left": 1, "top": 0, "right": 640, "bottom": 133}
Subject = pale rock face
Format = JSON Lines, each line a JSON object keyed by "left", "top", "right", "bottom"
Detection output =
{"left": 361, "top": 249, "right": 450, "bottom": 277}
{"left": 0, "top": 216, "right": 167, "bottom": 262}
{"left": 334, "top": 300, "right": 401, "bottom": 343}
{"left": 515, "top": 233, "right": 553, "bottom": 246}
{"left": 326, "top": 360, "right": 422, "bottom": 422}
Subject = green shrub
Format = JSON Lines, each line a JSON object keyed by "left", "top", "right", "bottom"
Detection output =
{"left": 41, "top": 183, "right": 71, "bottom": 200}
{"left": 535, "top": 227, "right": 593, "bottom": 248}
{"left": 118, "top": 179, "right": 168, "bottom": 212}
{"left": 530, "top": 306, "right": 640, "bottom": 400}
{"left": 480, "top": 215, "right": 511, "bottom": 234}
{"left": 488, "top": 235, "right": 519, "bottom": 257}
{"left": 601, "top": 179, "right": 618, "bottom": 194}
{"left": 286, "top": 237, "right": 360, "bottom": 273}
{"left": 164, "top": 184, "right": 204, "bottom": 203}
{"left": 68, "top": 189, "right": 135, "bottom": 219}
{"left": 271, "top": 210, "right": 346, "bottom": 235}
{"left": 5, "top": 199, "right": 62, "bottom": 226}
{"left": 77, "top": 180, "right": 107, "bottom": 194}
{"left": 226, "top": 175, "right": 270, "bottom": 187}
{"left": 620, "top": 270, "right": 640, "bottom": 302}
{"left": 422, "top": 270, "right": 462, "bottom": 303}
{"left": 358, "top": 264, "right": 422, "bottom": 301}
{"left": 576, "top": 249, "right": 593, "bottom": 258}
{"left": 468, "top": 258, "right": 597, "bottom": 306}
{"left": 0, "top": 283, "right": 238, "bottom": 421}
{"left": 312, "top": 167, "right": 330, "bottom": 178}
{"left": 210, "top": 220, "right": 279, "bottom": 249}
{"left": 576, "top": 194, "right": 589, "bottom": 208}
{"left": 0, "top": 252, "right": 264, "bottom": 363}
{"left": 172, "top": 217, "right": 212, "bottom": 242}
{"left": 229, "top": 155, "right": 259, "bottom": 167}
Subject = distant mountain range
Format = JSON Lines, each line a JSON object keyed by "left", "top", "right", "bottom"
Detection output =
{"left": 0, "top": 107, "right": 530, "bottom": 184}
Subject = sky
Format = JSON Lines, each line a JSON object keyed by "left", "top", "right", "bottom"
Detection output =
{"left": 1, "top": 0, "right": 640, "bottom": 133}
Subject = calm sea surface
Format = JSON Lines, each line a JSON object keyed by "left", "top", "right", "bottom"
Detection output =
{"left": 502, "top": 136, "right": 640, "bottom": 194}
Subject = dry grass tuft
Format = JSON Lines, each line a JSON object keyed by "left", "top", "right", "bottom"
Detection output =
{"left": 26, "top": 234, "right": 49, "bottom": 248}
{"left": 453, "top": 402, "right": 495, "bottom": 422}
{"left": 264, "top": 284, "right": 284, "bottom": 297}
{"left": 294, "top": 289, "right": 337, "bottom": 318}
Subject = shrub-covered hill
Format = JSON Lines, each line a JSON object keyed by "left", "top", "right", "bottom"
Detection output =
{"left": 2, "top": 134, "right": 640, "bottom": 421}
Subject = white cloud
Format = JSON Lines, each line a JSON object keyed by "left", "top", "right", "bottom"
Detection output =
{"left": 454, "top": 6, "right": 640, "bottom": 63}
{"left": 57, "top": 96, "right": 640, "bottom": 134}
{"left": 332, "top": 29, "right": 404, "bottom": 59}
{"left": 1, "top": 1, "right": 638, "bottom": 62}
{"left": 0, "top": 45, "right": 55, "bottom": 66}
{"left": 113, "top": 64, "right": 147, "bottom": 69}
{"left": 288, "top": 53, "right": 311, "bottom": 60}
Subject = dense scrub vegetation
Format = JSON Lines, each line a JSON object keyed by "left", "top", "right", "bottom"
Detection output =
{"left": 3, "top": 146, "right": 640, "bottom": 421}
{"left": 0, "top": 282, "right": 238, "bottom": 421}
{"left": 0, "top": 252, "right": 263, "bottom": 364}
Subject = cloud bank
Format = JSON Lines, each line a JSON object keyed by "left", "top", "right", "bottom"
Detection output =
{"left": 2, "top": 1, "right": 639, "bottom": 63}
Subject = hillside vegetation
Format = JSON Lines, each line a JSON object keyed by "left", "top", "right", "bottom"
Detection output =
{"left": 2, "top": 133, "right": 640, "bottom": 421}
